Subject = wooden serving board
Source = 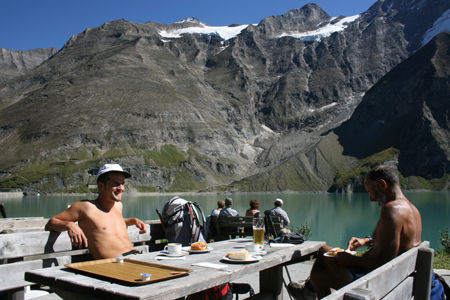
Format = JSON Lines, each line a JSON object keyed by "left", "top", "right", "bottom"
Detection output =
{"left": 65, "top": 258, "right": 191, "bottom": 285}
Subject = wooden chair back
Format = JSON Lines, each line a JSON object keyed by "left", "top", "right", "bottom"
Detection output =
{"left": 210, "top": 216, "right": 254, "bottom": 241}
{"left": 264, "top": 215, "right": 282, "bottom": 238}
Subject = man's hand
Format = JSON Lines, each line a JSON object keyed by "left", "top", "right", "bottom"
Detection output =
{"left": 125, "top": 218, "right": 147, "bottom": 234}
{"left": 67, "top": 222, "right": 88, "bottom": 248}
{"left": 347, "top": 237, "right": 371, "bottom": 251}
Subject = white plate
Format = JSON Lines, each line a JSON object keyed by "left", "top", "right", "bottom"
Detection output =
{"left": 159, "top": 250, "right": 188, "bottom": 257}
{"left": 324, "top": 250, "right": 356, "bottom": 257}
{"left": 221, "top": 255, "right": 261, "bottom": 263}
{"left": 182, "top": 246, "right": 213, "bottom": 253}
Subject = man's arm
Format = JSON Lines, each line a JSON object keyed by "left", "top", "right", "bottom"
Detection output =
{"left": 347, "top": 237, "right": 372, "bottom": 250}
{"left": 283, "top": 210, "right": 290, "bottom": 226}
{"left": 124, "top": 217, "right": 147, "bottom": 234}
{"left": 45, "top": 202, "right": 88, "bottom": 248}
{"left": 337, "top": 204, "right": 402, "bottom": 272}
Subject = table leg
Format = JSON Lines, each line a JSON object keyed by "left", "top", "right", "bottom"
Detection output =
{"left": 260, "top": 265, "right": 283, "bottom": 300}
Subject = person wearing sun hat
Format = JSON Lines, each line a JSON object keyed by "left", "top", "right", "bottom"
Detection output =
{"left": 45, "top": 163, "right": 147, "bottom": 259}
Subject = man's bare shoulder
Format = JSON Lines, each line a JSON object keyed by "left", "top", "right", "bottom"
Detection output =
{"left": 69, "top": 200, "right": 96, "bottom": 210}
{"left": 382, "top": 198, "right": 416, "bottom": 218}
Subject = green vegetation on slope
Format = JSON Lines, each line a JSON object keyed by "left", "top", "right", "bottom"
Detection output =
{"left": 142, "top": 144, "right": 187, "bottom": 167}
{"left": 434, "top": 228, "right": 450, "bottom": 269}
{"left": 333, "top": 147, "right": 400, "bottom": 188}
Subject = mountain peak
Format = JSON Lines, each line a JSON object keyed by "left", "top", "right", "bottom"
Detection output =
{"left": 175, "top": 17, "right": 205, "bottom": 26}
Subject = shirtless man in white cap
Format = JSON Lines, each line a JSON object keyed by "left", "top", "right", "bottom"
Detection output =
{"left": 45, "top": 163, "right": 147, "bottom": 259}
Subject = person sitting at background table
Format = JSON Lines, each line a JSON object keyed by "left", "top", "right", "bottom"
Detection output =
{"left": 45, "top": 163, "right": 147, "bottom": 259}
{"left": 245, "top": 199, "right": 260, "bottom": 217}
{"left": 211, "top": 199, "right": 225, "bottom": 216}
{"left": 205, "top": 200, "right": 226, "bottom": 240}
{"left": 267, "top": 198, "right": 290, "bottom": 228}
{"left": 219, "top": 198, "right": 239, "bottom": 216}
{"left": 287, "top": 165, "right": 422, "bottom": 299}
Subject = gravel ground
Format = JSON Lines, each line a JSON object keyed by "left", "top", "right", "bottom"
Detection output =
{"left": 231, "top": 260, "right": 314, "bottom": 299}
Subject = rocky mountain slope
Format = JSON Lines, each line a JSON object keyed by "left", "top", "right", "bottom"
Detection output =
{"left": 0, "top": 0, "right": 449, "bottom": 193}
{"left": 0, "top": 47, "right": 57, "bottom": 83}
{"left": 335, "top": 32, "right": 450, "bottom": 179}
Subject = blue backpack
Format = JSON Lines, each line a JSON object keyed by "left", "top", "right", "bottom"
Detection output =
{"left": 431, "top": 272, "right": 449, "bottom": 300}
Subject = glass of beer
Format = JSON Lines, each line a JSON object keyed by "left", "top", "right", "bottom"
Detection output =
{"left": 253, "top": 217, "right": 265, "bottom": 245}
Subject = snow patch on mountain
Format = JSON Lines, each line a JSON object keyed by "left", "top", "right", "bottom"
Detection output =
{"left": 421, "top": 9, "right": 450, "bottom": 46}
{"left": 307, "top": 102, "right": 338, "bottom": 113}
{"left": 159, "top": 24, "right": 250, "bottom": 40}
{"left": 278, "top": 15, "right": 360, "bottom": 42}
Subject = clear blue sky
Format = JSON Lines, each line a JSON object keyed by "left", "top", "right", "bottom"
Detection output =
{"left": 1, "top": 0, "right": 377, "bottom": 51}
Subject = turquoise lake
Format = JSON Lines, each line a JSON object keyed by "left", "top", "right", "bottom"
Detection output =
{"left": 2, "top": 191, "right": 449, "bottom": 249}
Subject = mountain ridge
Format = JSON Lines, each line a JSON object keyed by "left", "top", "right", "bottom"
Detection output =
{"left": 0, "top": 0, "right": 449, "bottom": 193}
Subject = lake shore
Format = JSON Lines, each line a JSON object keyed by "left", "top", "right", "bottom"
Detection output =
{"left": 1, "top": 189, "right": 332, "bottom": 198}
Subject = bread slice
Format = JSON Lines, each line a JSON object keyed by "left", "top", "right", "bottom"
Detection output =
{"left": 226, "top": 250, "right": 251, "bottom": 260}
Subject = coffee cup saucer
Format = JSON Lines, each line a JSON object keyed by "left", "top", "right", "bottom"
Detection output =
{"left": 160, "top": 250, "right": 188, "bottom": 257}
{"left": 248, "top": 250, "right": 267, "bottom": 256}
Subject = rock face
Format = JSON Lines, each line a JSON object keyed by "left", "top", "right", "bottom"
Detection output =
{"left": 0, "top": 48, "right": 57, "bottom": 82}
{"left": 0, "top": 0, "right": 449, "bottom": 192}
{"left": 335, "top": 32, "right": 450, "bottom": 179}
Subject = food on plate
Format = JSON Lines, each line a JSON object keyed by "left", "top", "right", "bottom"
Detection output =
{"left": 190, "top": 241, "right": 208, "bottom": 251}
{"left": 326, "top": 248, "right": 344, "bottom": 256}
{"left": 225, "top": 250, "right": 251, "bottom": 260}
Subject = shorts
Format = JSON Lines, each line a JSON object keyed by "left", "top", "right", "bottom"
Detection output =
{"left": 349, "top": 268, "right": 366, "bottom": 282}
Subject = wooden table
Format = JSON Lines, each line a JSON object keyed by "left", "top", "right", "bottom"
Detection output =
{"left": 25, "top": 239, "right": 325, "bottom": 300}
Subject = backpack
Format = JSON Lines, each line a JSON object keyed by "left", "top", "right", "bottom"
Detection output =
{"left": 270, "top": 232, "right": 306, "bottom": 244}
{"left": 431, "top": 272, "right": 450, "bottom": 300}
{"left": 206, "top": 283, "right": 233, "bottom": 300}
{"left": 161, "top": 196, "right": 206, "bottom": 245}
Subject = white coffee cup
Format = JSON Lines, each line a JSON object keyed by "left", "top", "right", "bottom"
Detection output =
{"left": 245, "top": 243, "right": 261, "bottom": 252}
{"left": 164, "top": 243, "right": 182, "bottom": 253}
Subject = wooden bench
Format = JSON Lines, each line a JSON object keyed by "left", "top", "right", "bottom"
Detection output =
{"left": 208, "top": 216, "right": 254, "bottom": 241}
{"left": 323, "top": 241, "right": 433, "bottom": 300}
{"left": 0, "top": 220, "right": 166, "bottom": 299}
{"left": 0, "top": 217, "right": 49, "bottom": 232}
{"left": 208, "top": 215, "right": 283, "bottom": 241}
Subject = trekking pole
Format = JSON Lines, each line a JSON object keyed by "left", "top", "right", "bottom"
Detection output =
{"left": 155, "top": 209, "right": 166, "bottom": 232}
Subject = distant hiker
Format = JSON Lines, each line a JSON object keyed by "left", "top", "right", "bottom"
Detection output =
{"left": 287, "top": 165, "right": 422, "bottom": 299}
{"left": 45, "top": 164, "right": 147, "bottom": 259}
{"left": 267, "top": 198, "right": 290, "bottom": 227}
{"left": 245, "top": 199, "right": 260, "bottom": 217}
{"left": 219, "top": 198, "right": 239, "bottom": 217}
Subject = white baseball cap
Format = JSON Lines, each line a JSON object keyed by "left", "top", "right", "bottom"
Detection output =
{"left": 275, "top": 198, "right": 283, "bottom": 205}
{"left": 96, "top": 163, "right": 131, "bottom": 180}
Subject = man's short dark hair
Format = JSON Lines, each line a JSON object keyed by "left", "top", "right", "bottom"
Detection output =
{"left": 366, "top": 165, "right": 400, "bottom": 186}
{"left": 217, "top": 200, "right": 225, "bottom": 209}
{"left": 97, "top": 172, "right": 111, "bottom": 184}
{"left": 97, "top": 171, "right": 124, "bottom": 184}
